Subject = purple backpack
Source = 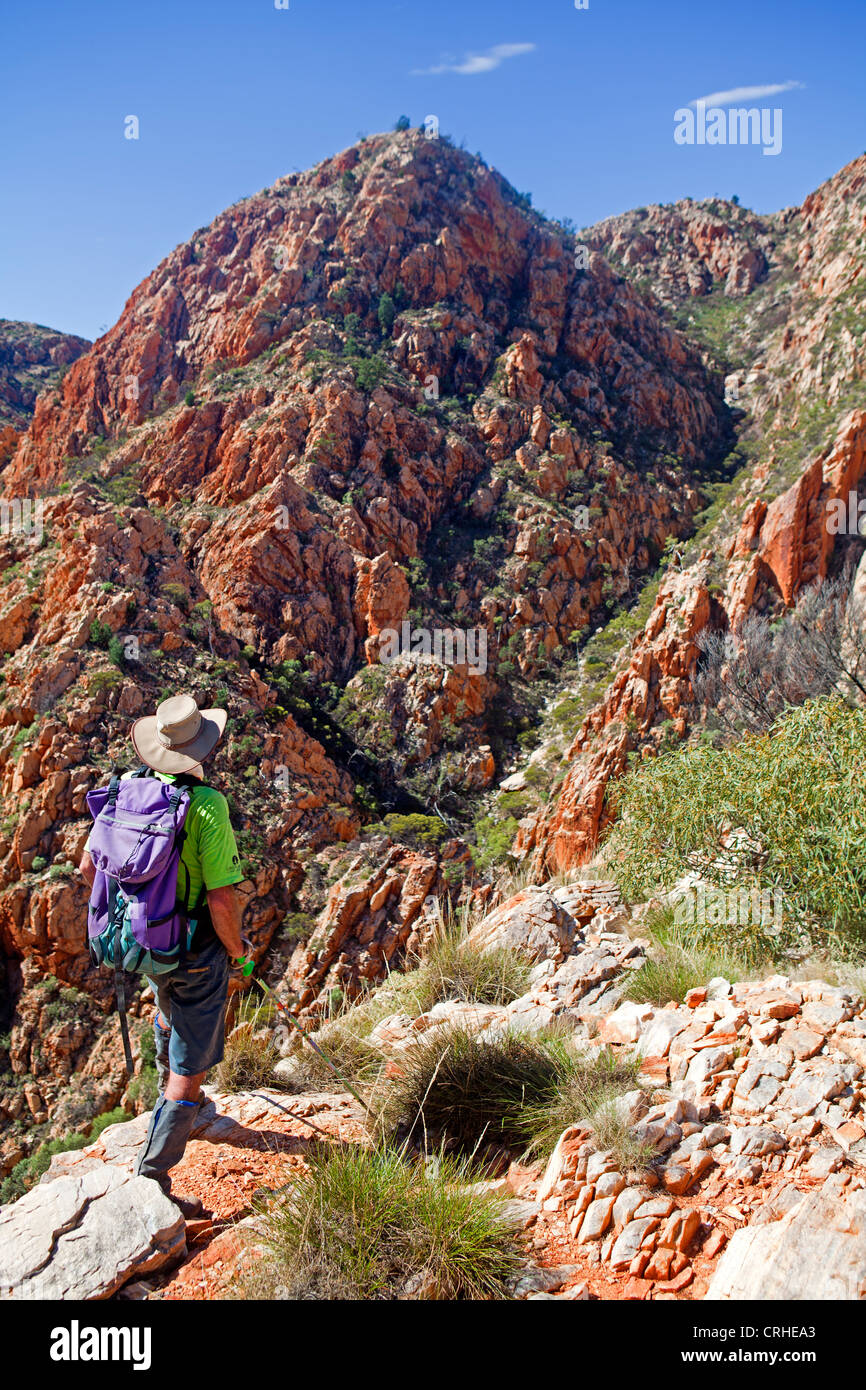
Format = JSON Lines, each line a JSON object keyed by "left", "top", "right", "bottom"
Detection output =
{"left": 86, "top": 768, "right": 201, "bottom": 1071}
{"left": 86, "top": 767, "right": 201, "bottom": 974}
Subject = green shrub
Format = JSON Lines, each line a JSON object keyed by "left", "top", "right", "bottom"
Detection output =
{"left": 605, "top": 696, "right": 866, "bottom": 953}
{"left": 88, "top": 619, "right": 112, "bottom": 648}
{"left": 281, "top": 912, "right": 317, "bottom": 944}
{"left": 472, "top": 815, "right": 520, "bottom": 872}
{"left": 244, "top": 1144, "right": 521, "bottom": 1300}
{"left": 87, "top": 669, "right": 123, "bottom": 695}
{"left": 377, "top": 293, "right": 396, "bottom": 336}
{"left": 86, "top": 1107, "right": 127, "bottom": 1140}
{"left": 160, "top": 582, "right": 189, "bottom": 612}
{"left": 11, "top": 720, "right": 39, "bottom": 752}
{"left": 184, "top": 390, "right": 196, "bottom": 407}
{"left": 353, "top": 354, "right": 387, "bottom": 394}
{"left": 364, "top": 813, "right": 447, "bottom": 849}
{"left": 48, "top": 862, "right": 75, "bottom": 879}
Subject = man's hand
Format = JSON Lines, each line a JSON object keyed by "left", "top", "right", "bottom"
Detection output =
{"left": 206, "top": 884, "right": 244, "bottom": 960}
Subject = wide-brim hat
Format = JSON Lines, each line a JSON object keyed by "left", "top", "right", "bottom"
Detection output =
{"left": 131, "top": 693, "right": 227, "bottom": 775}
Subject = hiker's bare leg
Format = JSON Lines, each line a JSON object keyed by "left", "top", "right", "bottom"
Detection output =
{"left": 165, "top": 1069, "right": 206, "bottom": 1103}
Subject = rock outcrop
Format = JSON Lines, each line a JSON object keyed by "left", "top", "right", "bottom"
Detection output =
{"left": 0, "top": 1165, "right": 185, "bottom": 1299}
{"left": 0, "top": 320, "right": 89, "bottom": 432}
{"left": 706, "top": 1176, "right": 866, "bottom": 1300}
{"left": 526, "top": 154, "right": 866, "bottom": 871}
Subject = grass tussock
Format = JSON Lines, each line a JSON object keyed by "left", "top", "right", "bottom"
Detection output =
{"left": 243, "top": 1143, "right": 522, "bottom": 1300}
{"left": 588, "top": 1095, "right": 657, "bottom": 1173}
{"left": 623, "top": 905, "right": 760, "bottom": 1006}
{"left": 519, "top": 1046, "right": 645, "bottom": 1162}
{"left": 216, "top": 995, "right": 298, "bottom": 1093}
{"left": 379, "top": 1023, "right": 642, "bottom": 1161}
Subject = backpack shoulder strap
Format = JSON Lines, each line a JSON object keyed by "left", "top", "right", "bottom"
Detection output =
{"left": 171, "top": 773, "right": 209, "bottom": 791}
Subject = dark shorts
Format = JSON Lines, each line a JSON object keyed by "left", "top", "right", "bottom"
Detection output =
{"left": 147, "top": 937, "right": 230, "bottom": 1077}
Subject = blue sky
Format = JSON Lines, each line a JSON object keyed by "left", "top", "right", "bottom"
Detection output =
{"left": 2, "top": 0, "right": 863, "bottom": 340}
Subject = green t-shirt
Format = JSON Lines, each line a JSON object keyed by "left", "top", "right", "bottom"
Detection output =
{"left": 156, "top": 774, "right": 244, "bottom": 911}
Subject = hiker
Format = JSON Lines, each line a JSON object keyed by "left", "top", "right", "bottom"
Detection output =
{"left": 78, "top": 694, "right": 247, "bottom": 1218}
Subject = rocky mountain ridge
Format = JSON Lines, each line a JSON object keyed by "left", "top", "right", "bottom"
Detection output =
{"left": 0, "top": 320, "right": 89, "bottom": 467}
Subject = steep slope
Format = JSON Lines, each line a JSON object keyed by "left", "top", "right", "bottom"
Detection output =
{"left": 521, "top": 154, "right": 866, "bottom": 871}
{"left": 0, "top": 129, "right": 736, "bottom": 1164}
{"left": 0, "top": 320, "right": 89, "bottom": 467}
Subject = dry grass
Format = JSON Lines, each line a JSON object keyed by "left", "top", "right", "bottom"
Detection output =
{"left": 215, "top": 995, "right": 298, "bottom": 1093}
{"left": 378, "top": 1021, "right": 643, "bottom": 1162}
{"left": 622, "top": 905, "right": 759, "bottom": 1005}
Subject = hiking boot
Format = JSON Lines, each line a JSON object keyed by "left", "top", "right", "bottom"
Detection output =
{"left": 166, "top": 1189, "right": 205, "bottom": 1220}
{"left": 151, "top": 1173, "right": 206, "bottom": 1219}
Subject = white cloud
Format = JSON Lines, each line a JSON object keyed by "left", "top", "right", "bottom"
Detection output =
{"left": 413, "top": 42, "right": 535, "bottom": 77}
{"left": 689, "top": 81, "right": 804, "bottom": 108}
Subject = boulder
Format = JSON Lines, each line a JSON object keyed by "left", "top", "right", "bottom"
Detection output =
{"left": 0, "top": 1165, "right": 185, "bottom": 1299}
{"left": 465, "top": 887, "right": 577, "bottom": 962}
{"left": 705, "top": 1181, "right": 866, "bottom": 1300}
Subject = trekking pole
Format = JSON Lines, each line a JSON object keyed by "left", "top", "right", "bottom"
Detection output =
{"left": 245, "top": 971, "right": 375, "bottom": 1119}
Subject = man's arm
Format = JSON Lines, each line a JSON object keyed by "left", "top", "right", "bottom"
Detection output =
{"left": 78, "top": 848, "right": 96, "bottom": 888}
{"left": 206, "top": 885, "right": 244, "bottom": 960}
